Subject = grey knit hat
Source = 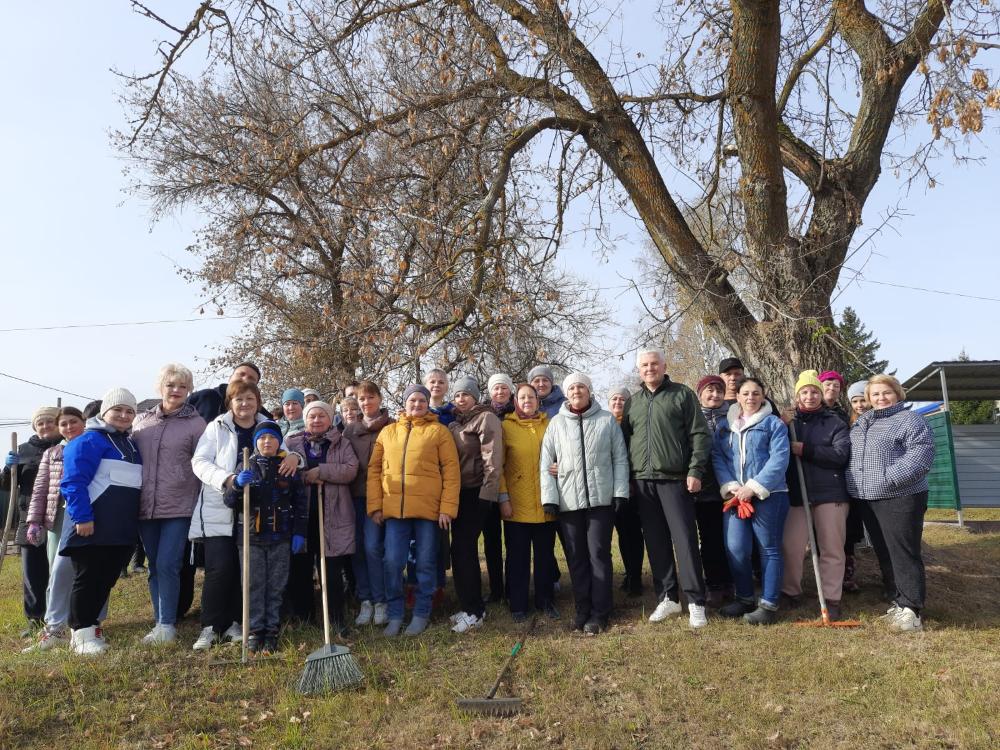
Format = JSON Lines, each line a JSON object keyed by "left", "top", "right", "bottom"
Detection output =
{"left": 562, "top": 372, "right": 593, "bottom": 393}
{"left": 527, "top": 365, "right": 555, "bottom": 383}
{"left": 401, "top": 384, "right": 431, "bottom": 403}
{"left": 847, "top": 381, "right": 867, "bottom": 400}
{"left": 451, "top": 375, "right": 481, "bottom": 402}
{"left": 100, "top": 387, "right": 137, "bottom": 416}
{"left": 608, "top": 384, "right": 631, "bottom": 401}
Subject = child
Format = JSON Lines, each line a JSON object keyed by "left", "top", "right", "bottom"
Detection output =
{"left": 225, "top": 420, "right": 308, "bottom": 654}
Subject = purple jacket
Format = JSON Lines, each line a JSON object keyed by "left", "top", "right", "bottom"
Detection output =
{"left": 132, "top": 403, "right": 207, "bottom": 519}
{"left": 285, "top": 428, "right": 359, "bottom": 557}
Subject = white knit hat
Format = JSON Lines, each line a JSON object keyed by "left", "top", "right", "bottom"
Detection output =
{"left": 303, "top": 400, "right": 336, "bottom": 423}
{"left": 487, "top": 373, "right": 514, "bottom": 393}
{"left": 100, "top": 387, "right": 137, "bottom": 416}
{"left": 562, "top": 372, "right": 593, "bottom": 393}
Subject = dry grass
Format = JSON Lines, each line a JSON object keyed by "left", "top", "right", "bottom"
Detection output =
{"left": 2, "top": 523, "right": 999, "bottom": 750}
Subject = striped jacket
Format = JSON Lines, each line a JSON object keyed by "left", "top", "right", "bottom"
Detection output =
{"left": 846, "top": 403, "right": 934, "bottom": 501}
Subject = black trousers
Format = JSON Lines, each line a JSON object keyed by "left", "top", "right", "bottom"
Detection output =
{"left": 613, "top": 499, "right": 645, "bottom": 589}
{"left": 866, "top": 493, "right": 927, "bottom": 612}
{"left": 322, "top": 555, "right": 350, "bottom": 625}
{"left": 504, "top": 520, "right": 556, "bottom": 614}
{"left": 858, "top": 501, "right": 895, "bottom": 593}
{"left": 21, "top": 542, "right": 49, "bottom": 621}
{"left": 451, "top": 488, "right": 487, "bottom": 618}
{"left": 286, "top": 492, "right": 323, "bottom": 622}
{"left": 176, "top": 541, "right": 196, "bottom": 619}
{"left": 481, "top": 502, "right": 505, "bottom": 599}
{"left": 844, "top": 499, "right": 865, "bottom": 555}
{"left": 693, "top": 500, "right": 732, "bottom": 590}
{"left": 635, "top": 479, "right": 706, "bottom": 605}
{"left": 201, "top": 536, "right": 241, "bottom": 633}
{"left": 67, "top": 545, "right": 131, "bottom": 629}
{"left": 560, "top": 506, "right": 614, "bottom": 625}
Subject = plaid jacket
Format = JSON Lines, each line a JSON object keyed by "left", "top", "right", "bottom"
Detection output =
{"left": 846, "top": 403, "right": 934, "bottom": 501}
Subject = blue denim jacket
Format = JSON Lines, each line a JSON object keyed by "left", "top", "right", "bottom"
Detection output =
{"left": 712, "top": 402, "right": 790, "bottom": 500}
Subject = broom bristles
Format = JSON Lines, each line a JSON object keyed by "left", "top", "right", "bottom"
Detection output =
{"left": 297, "top": 644, "right": 364, "bottom": 694}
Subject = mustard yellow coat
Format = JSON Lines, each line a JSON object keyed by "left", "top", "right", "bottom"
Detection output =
{"left": 499, "top": 412, "right": 554, "bottom": 524}
{"left": 367, "top": 412, "right": 461, "bottom": 521}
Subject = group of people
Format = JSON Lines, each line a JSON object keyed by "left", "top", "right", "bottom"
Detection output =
{"left": 2, "top": 352, "right": 935, "bottom": 656}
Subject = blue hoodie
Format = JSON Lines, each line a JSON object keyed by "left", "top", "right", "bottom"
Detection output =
{"left": 59, "top": 418, "right": 142, "bottom": 552}
{"left": 540, "top": 385, "right": 567, "bottom": 419}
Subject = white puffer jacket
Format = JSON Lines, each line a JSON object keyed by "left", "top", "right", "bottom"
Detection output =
{"left": 540, "top": 400, "right": 629, "bottom": 512}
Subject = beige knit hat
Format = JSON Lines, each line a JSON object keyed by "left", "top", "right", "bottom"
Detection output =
{"left": 31, "top": 406, "right": 60, "bottom": 426}
{"left": 100, "top": 387, "right": 138, "bottom": 416}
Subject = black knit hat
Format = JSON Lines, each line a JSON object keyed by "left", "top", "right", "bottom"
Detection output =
{"left": 718, "top": 357, "right": 744, "bottom": 374}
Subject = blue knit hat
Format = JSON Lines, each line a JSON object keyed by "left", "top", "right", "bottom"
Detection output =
{"left": 281, "top": 388, "right": 304, "bottom": 405}
{"left": 253, "top": 420, "right": 282, "bottom": 444}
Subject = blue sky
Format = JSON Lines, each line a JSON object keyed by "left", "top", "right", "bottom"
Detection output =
{"left": 1, "top": 3, "right": 998, "bottom": 443}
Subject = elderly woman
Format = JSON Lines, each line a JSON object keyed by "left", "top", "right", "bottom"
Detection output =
{"left": 190, "top": 380, "right": 301, "bottom": 650}
{"left": 131, "top": 364, "right": 207, "bottom": 644}
{"left": 21, "top": 407, "right": 91, "bottom": 652}
{"left": 368, "top": 384, "right": 460, "bottom": 637}
{"left": 780, "top": 370, "right": 851, "bottom": 621}
{"left": 285, "top": 400, "right": 359, "bottom": 634}
{"left": 607, "top": 385, "right": 644, "bottom": 597}
{"left": 499, "top": 383, "right": 557, "bottom": 621}
{"left": 59, "top": 389, "right": 143, "bottom": 654}
{"left": 847, "top": 375, "right": 934, "bottom": 633}
{"left": 479, "top": 372, "right": 515, "bottom": 602}
{"left": 448, "top": 376, "right": 505, "bottom": 633}
{"left": 713, "top": 377, "right": 790, "bottom": 625}
{"left": 541, "top": 373, "right": 629, "bottom": 635}
{"left": 3, "top": 406, "right": 62, "bottom": 637}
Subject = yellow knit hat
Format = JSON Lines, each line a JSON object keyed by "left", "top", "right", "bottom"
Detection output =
{"left": 794, "top": 369, "right": 823, "bottom": 395}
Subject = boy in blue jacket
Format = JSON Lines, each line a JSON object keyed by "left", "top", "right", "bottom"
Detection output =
{"left": 225, "top": 421, "right": 308, "bottom": 654}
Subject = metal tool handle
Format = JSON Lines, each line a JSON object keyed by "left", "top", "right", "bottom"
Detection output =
{"left": 241, "top": 448, "right": 251, "bottom": 664}
{"left": 485, "top": 615, "right": 535, "bottom": 699}
{"left": 317, "top": 483, "right": 331, "bottom": 647}
{"left": 790, "top": 421, "right": 830, "bottom": 624}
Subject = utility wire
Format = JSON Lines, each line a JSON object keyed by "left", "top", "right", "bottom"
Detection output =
{"left": 0, "top": 371, "right": 97, "bottom": 401}
{"left": 0, "top": 316, "right": 248, "bottom": 333}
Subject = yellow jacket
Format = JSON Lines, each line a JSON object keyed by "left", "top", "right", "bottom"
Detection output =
{"left": 367, "top": 412, "right": 460, "bottom": 521}
{"left": 499, "top": 412, "right": 554, "bottom": 524}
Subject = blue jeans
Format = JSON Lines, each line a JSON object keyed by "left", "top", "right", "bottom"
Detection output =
{"left": 723, "top": 491, "right": 789, "bottom": 608}
{"left": 139, "top": 517, "right": 191, "bottom": 625}
{"left": 384, "top": 518, "right": 438, "bottom": 620}
{"left": 363, "top": 508, "right": 387, "bottom": 605}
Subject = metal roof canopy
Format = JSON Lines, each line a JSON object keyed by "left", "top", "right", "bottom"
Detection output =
{"left": 902, "top": 360, "right": 1000, "bottom": 404}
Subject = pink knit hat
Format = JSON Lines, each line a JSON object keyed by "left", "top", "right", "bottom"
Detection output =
{"left": 818, "top": 370, "right": 845, "bottom": 387}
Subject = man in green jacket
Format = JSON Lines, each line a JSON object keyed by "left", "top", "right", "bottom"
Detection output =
{"left": 622, "top": 349, "right": 711, "bottom": 629}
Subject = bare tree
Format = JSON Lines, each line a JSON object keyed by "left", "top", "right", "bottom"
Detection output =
{"left": 120, "top": 0, "right": 1000, "bottom": 401}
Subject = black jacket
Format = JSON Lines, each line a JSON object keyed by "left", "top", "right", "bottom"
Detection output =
{"left": 224, "top": 452, "right": 308, "bottom": 544}
{"left": 189, "top": 384, "right": 271, "bottom": 424}
{"left": 786, "top": 407, "right": 850, "bottom": 507}
{"left": 1, "top": 434, "right": 61, "bottom": 545}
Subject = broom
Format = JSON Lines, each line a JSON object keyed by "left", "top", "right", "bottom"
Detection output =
{"left": 789, "top": 422, "right": 862, "bottom": 629}
{"left": 297, "top": 483, "right": 363, "bottom": 694}
{"left": 0, "top": 433, "right": 19, "bottom": 573}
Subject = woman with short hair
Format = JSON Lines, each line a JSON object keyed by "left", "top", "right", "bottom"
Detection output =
{"left": 132, "top": 363, "right": 206, "bottom": 644}
{"left": 847, "top": 375, "right": 934, "bottom": 632}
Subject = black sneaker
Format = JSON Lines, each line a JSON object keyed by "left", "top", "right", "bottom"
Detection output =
{"left": 743, "top": 606, "right": 778, "bottom": 626}
{"left": 511, "top": 611, "right": 528, "bottom": 623}
{"left": 719, "top": 599, "right": 756, "bottom": 619}
{"left": 247, "top": 633, "right": 264, "bottom": 654}
{"left": 543, "top": 602, "right": 561, "bottom": 620}
{"left": 262, "top": 635, "right": 279, "bottom": 654}
{"left": 582, "top": 618, "right": 602, "bottom": 636}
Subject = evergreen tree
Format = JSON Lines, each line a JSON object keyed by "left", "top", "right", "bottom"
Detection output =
{"left": 836, "top": 307, "right": 890, "bottom": 384}
{"left": 950, "top": 349, "right": 997, "bottom": 424}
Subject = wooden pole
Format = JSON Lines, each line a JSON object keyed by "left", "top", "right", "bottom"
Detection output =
{"left": 0, "top": 433, "right": 20, "bottom": 572}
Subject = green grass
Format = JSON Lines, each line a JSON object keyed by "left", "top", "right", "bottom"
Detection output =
{"left": 2, "top": 523, "right": 999, "bottom": 749}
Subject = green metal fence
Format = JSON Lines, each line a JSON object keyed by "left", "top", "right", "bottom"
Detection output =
{"left": 925, "top": 412, "right": 962, "bottom": 511}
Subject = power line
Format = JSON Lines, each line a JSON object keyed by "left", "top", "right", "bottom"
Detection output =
{"left": 0, "top": 370, "right": 97, "bottom": 401}
{"left": 0, "top": 316, "right": 248, "bottom": 333}
{"left": 855, "top": 277, "right": 1000, "bottom": 303}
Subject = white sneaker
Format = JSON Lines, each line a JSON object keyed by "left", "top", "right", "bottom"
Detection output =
{"left": 355, "top": 600, "right": 374, "bottom": 626}
{"left": 889, "top": 606, "right": 923, "bottom": 633}
{"left": 71, "top": 626, "right": 109, "bottom": 655}
{"left": 372, "top": 603, "right": 388, "bottom": 626}
{"left": 22, "top": 628, "right": 70, "bottom": 653}
{"left": 688, "top": 603, "right": 708, "bottom": 629}
{"left": 222, "top": 621, "right": 242, "bottom": 642}
{"left": 142, "top": 624, "right": 178, "bottom": 644}
{"left": 649, "top": 598, "right": 682, "bottom": 622}
{"left": 451, "top": 612, "right": 484, "bottom": 633}
{"left": 192, "top": 626, "right": 218, "bottom": 651}
{"left": 449, "top": 611, "right": 465, "bottom": 624}
{"left": 879, "top": 603, "right": 903, "bottom": 621}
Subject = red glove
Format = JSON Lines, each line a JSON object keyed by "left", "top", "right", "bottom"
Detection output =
{"left": 722, "top": 497, "right": 755, "bottom": 519}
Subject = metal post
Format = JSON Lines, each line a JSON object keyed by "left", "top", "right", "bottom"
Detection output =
{"left": 938, "top": 369, "right": 963, "bottom": 527}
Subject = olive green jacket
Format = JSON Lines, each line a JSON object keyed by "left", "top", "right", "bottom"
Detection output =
{"left": 622, "top": 378, "right": 711, "bottom": 481}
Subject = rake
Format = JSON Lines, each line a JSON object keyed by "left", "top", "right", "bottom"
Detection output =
{"left": 457, "top": 615, "right": 535, "bottom": 716}
{"left": 296, "top": 483, "right": 363, "bottom": 694}
{"left": 789, "top": 422, "right": 862, "bottom": 629}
